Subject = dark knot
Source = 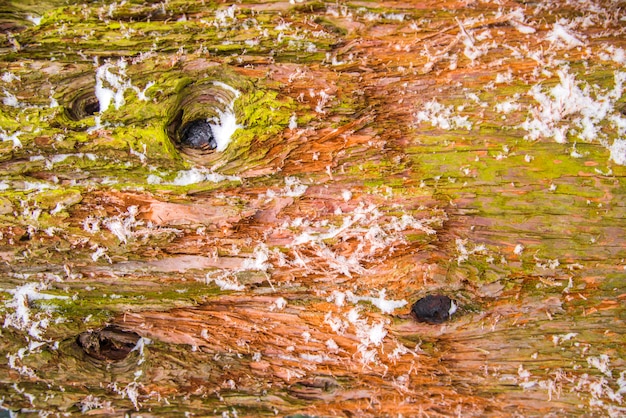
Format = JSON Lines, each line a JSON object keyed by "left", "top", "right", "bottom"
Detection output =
{"left": 411, "top": 295, "right": 457, "bottom": 324}
{"left": 180, "top": 119, "right": 217, "bottom": 150}
{"left": 76, "top": 325, "right": 141, "bottom": 362}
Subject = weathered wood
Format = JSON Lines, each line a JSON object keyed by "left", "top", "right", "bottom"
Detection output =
{"left": 0, "top": 0, "right": 625, "bottom": 416}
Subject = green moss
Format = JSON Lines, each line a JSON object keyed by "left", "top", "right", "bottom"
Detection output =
{"left": 237, "top": 89, "right": 295, "bottom": 129}
{"left": 0, "top": 112, "right": 20, "bottom": 132}
{"left": 290, "top": 2, "right": 327, "bottom": 13}
{"left": 33, "top": 188, "right": 82, "bottom": 210}
{"left": 57, "top": 280, "right": 222, "bottom": 323}
{"left": 313, "top": 17, "right": 348, "bottom": 36}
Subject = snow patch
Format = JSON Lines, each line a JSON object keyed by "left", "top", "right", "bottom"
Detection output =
{"left": 170, "top": 167, "right": 240, "bottom": 186}
{"left": 609, "top": 139, "right": 626, "bottom": 165}
{"left": 3, "top": 90, "right": 19, "bottom": 107}
{"left": 1, "top": 72, "right": 20, "bottom": 83}
{"left": 2, "top": 282, "right": 69, "bottom": 340}
{"left": 26, "top": 15, "right": 42, "bottom": 25}
{"left": 94, "top": 59, "right": 151, "bottom": 114}
{"left": 546, "top": 20, "right": 585, "bottom": 49}
{"left": 520, "top": 68, "right": 625, "bottom": 149}
{"left": 0, "top": 128, "right": 22, "bottom": 148}
{"left": 209, "top": 81, "right": 241, "bottom": 151}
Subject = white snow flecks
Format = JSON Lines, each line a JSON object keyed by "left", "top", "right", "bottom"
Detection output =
{"left": 508, "top": 9, "right": 536, "bottom": 34}
{"left": 215, "top": 4, "right": 237, "bottom": 26}
{"left": 345, "top": 289, "right": 407, "bottom": 314}
{"left": 270, "top": 297, "right": 287, "bottom": 311}
{"left": 283, "top": 176, "right": 308, "bottom": 197}
{"left": 2, "top": 282, "right": 69, "bottom": 340}
{"left": 242, "top": 244, "right": 271, "bottom": 272}
{"left": 311, "top": 89, "right": 334, "bottom": 114}
{"left": 201, "top": 244, "right": 272, "bottom": 292}
{"left": 415, "top": 99, "right": 473, "bottom": 131}
{"left": 520, "top": 68, "right": 626, "bottom": 148}
{"left": 146, "top": 174, "right": 163, "bottom": 185}
{"left": 347, "top": 308, "right": 389, "bottom": 364}
{"left": 203, "top": 271, "right": 246, "bottom": 291}
{"left": 91, "top": 246, "right": 111, "bottom": 263}
{"left": 260, "top": 176, "right": 308, "bottom": 202}
{"left": 26, "top": 15, "right": 42, "bottom": 26}
{"left": 288, "top": 113, "right": 298, "bottom": 129}
{"left": 1, "top": 72, "right": 20, "bottom": 83}
{"left": 109, "top": 381, "right": 143, "bottom": 411}
{"left": 383, "top": 13, "right": 405, "bottom": 22}
{"left": 455, "top": 238, "right": 487, "bottom": 265}
{"left": 456, "top": 19, "right": 494, "bottom": 62}
{"left": 588, "top": 354, "right": 613, "bottom": 378}
{"left": 324, "top": 312, "right": 348, "bottom": 335}
{"left": 131, "top": 336, "right": 152, "bottom": 366}
{"left": 31, "top": 153, "right": 97, "bottom": 170}
{"left": 327, "top": 290, "right": 347, "bottom": 307}
{"left": 0, "top": 128, "right": 22, "bottom": 148}
{"left": 284, "top": 202, "right": 445, "bottom": 279}
{"left": 84, "top": 205, "right": 179, "bottom": 244}
{"left": 102, "top": 205, "right": 141, "bottom": 244}
{"left": 94, "top": 59, "right": 151, "bottom": 113}
{"left": 495, "top": 98, "right": 521, "bottom": 114}
{"left": 79, "top": 395, "right": 113, "bottom": 414}
{"left": 599, "top": 45, "right": 626, "bottom": 66}
{"left": 545, "top": 20, "right": 585, "bottom": 49}
{"left": 388, "top": 213, "right": 439, "bottom": 236}
{"left": 552, "top": 332, "right": 577, "bottom": 346}
{"left": 2, "top": 90, "right": 20, "bottom": 107}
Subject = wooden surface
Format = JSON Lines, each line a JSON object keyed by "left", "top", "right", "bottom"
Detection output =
{"left": 0, "top": 0, "right": 625, "bottom": 416}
